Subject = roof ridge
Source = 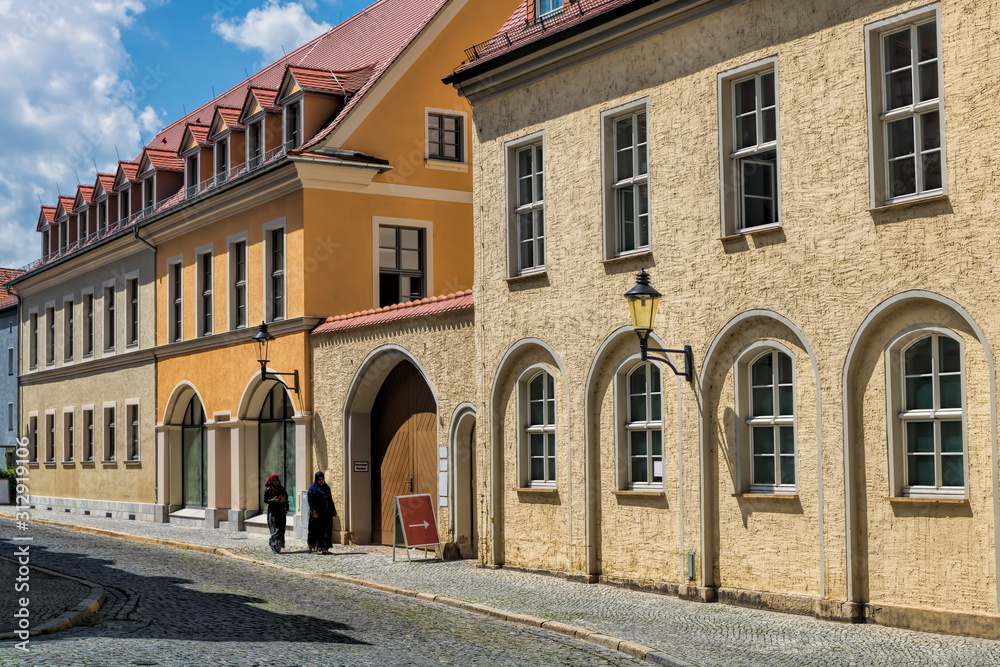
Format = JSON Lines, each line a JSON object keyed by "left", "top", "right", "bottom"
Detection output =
{"left": 324, "top": 289, "right": 473, "bottom": 323}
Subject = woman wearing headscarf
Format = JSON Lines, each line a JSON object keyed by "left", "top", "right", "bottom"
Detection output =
{"left": 263, "top": 473, "right": 289, "bottom": 553}
{"left": 307, "top": 470, "right": 336, "bottom": 554}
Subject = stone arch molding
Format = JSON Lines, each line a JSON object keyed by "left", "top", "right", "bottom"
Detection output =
{"left": 840, "top": 290, "right": 999, "bottom": 609}
{"left": 341, "top": 344, "right": 440, "bottom": 545}
{"left": 488, "top": 338, "right": 571, "bottom": 568}
{"left": 162, "top": 381, "right": 208, "bottom": 425}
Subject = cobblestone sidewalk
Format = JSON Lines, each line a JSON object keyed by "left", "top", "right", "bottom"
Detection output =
{"left": 4, "top": 508, "right": 1000, "bottom": 666}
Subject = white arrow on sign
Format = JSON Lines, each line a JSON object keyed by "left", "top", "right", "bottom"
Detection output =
{"left": 409, "top": 521, "right": 430, "bottom": 529}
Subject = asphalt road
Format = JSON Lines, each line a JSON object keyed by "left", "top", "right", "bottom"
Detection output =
{"left": 1, "top": 522, "right": 644, "bottom": 666}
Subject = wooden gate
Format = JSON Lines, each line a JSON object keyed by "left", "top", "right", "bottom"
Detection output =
{"left": 371, "top": 361, "right": 437, "bottom": 544}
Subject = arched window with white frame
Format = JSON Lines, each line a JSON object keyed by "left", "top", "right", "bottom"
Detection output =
{"left": 622, "top": 362, "right": 663, "bottom": 489}
{"left": 520, "top": 369, "right": 556, "bottom": 487}
{"left": 888, "top": 330, "right": 965, "bottom": 497}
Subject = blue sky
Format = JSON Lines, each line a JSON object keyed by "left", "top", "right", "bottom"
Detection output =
{"left": 0, "top": 0, "right": 379, "bottom": 270}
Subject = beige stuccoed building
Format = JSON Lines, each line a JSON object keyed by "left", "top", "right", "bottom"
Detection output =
{"left": 446, "top": 0, "right": 1000, "bottom": 638}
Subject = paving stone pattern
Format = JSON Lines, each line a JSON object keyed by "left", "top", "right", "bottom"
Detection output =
{"left": 5, "top": 508, "right": 1000, "bottom": 666}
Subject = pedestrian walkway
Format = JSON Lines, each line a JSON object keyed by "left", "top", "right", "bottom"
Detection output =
{"left": 4, "top": 507, "right": 1000, "bottom": 666}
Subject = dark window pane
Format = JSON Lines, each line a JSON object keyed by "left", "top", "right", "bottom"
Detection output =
{"left": 752, "top": 355, "right": 773, "bottom": 386}
{"left": 778, "top": 386, "right": 794, "bottom": 416}
{"left": 908, "top": 453, "right": 935, "bottom": 486}
{"left": 735, "top": 78, "right": 756, "bottom": 115}
{"left": 922, "top": 151, "right": 942, "bottom": 191}
{"left": 941, "top": 453, "right": 964, "bottom": 487}
{"left": 736, "top": 114, "right": 756, "bottom": 151}
{"left": 753, "top": 427, "right": 775, "bottom": 455}
{"left": 918, "top": 62, "right": 938, "bottom": 102}
{"left": 779, "top": 426, "right": 795, "bottom": 454}
{"left": 905, "top": 377, "right": 933, "bottom": 410}
{"left": 906, "top": 421, "right": 934, "bottom": 453}
{"left": 905, "top": 336, "right": 932, "bottom": 374}
{"left": 754, "top": 454, "right": 775, "bottom": 486}
{"left": 888, "top": 118, "right": 915, "bottom": 159}
{"left": 939, "top": 337, "right": 960, "bottom": 373}
{"left": 917, "top": 21, "right": 937, "bottom": 60}
{"left": 939, "top": 376, "right": 961, "bottom": 410}
{"left": 921, "top": 112, "right": 940, "bottom": 150}
{"left": 752, "top": 387, "right": 773, "bottom": 417}
{"left": 760, "top": 72, "right": 775, "bottom": 107}
{"left": 884, "top": 29, "right": 911, "bottom": 72}
{"left": 940, "top": 421, "right": 963, "bottom": 453}
{"left": 780, "top": 455, "right": 795, "bottom": 485}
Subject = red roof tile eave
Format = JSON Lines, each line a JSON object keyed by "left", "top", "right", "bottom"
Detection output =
{"left": 313, "top": 290, "right": 474, "bottom": 334}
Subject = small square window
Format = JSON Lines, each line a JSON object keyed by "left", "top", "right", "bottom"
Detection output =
{"left": 427, "top": 112, "right": 464, "bottom": 162}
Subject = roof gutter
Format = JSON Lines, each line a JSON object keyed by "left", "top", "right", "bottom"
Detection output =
{"left": 289, "top": 154, "right": 394, "bottom": 174}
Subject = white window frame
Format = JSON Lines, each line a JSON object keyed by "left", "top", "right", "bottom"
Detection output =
{"left": 126, "top": 400, "right": 140, "bottom": 462}
{"left": 7, "top": 402, "right": 13, "bottom": 431}
{"left": 263, "top": 220, "right": 286, "bottom": 322}
{"left": 247, "top": 120, "right": 264, "bottom": 167}
{"left": 27, "top": 413, "right": 38, "bottom": 462}
{"left": 184, "top": 150, "right": 200, "bottom": 197}
{"left": 228, "top": 232, "right": 249, "bottom": 330}
{"left": 44, "top": 410, "right": 55, "bottom": 463}
{"left": 505, "top": 132, "right": 546, "bottom": 277}
{"left": 102, "top": 280, "right": 116, "bottom": 352}
{"left": 615, "top": 358, "right": 664, "bottom": 490}
{"left": 537, "top": 0, "right": 564, "bottom": 19}
{"left": 44, "top": 304, "right": 55, "bottom": 366}
{"left": 283, "top": 97, "right": 303, "bottom": 149}
{"left": 372, "top": 217, "right": 432, "bottom": 309}
{"left": 517, "top": 365, "right": 557, "bottom": 488}
{"left": 141, "top": 174, "right": 155, "bottom": 210}
{"left": 97, "top": 199, "right": 107, "bottom": 232}
{"left": 167, "top": 256, "right": 184, "bottom": 343}
{"left": 28, "top": 309, "right": 38, "bottom": 370}
{"left": 82, "top": 289, "right": 95, "bottom": 357}
{"left": 62, "top": 408, "right": 74, "bottom": 463}
{"left": 195, "top": 245, "right": 214, "bottom": 337}
{"left": 601, "top": 99, "right": 650, "bottom": 259}
{"left": 118, "top": 186, "right": 131, "bottom": 221}
{"left": 865, "top": 4, "right": 945, "bottom": 208}
{"left": 718, "top": 57, "right": 781, "bottom": 236}
{"left": 82, "top": 406, "right": 95, "bottom": 463}
{"left": 63, "top": 296, "right": 75, "bottom": 361}
{"left": 77, "top": 209, "right": 88, "bottom": 241}
{"left": 103, "top": 402, "right": 117, "bottom": 462}
{"left": 6, "top": 347, "right": 12, "bottom": 376}
{"left": 215, "top": 135, "right": 231, "bottom": 180}
{"left": 735, "top": 342, "right": 797, "bottom": 494}
{"left": 426, "top": 108, "right": 467, "bottom": 163}
{"left": 125, "top": 273, "right": 140, "bottom": 347}
{"left": 886, "top": 326, "right": 966, "bottom": 499}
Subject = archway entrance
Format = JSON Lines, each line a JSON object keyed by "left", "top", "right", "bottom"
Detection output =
{"left": 257, "top": 383, "right": 297, "bottom": 512}
{"left": 370, "top": 360, "right": 437, "bottom": 544}
{"left": 181, "top": 395, "right": 207, "bottom": 508}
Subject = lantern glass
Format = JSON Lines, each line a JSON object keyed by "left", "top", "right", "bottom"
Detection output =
{"left": 252, "top": 322, "right": 274, "bottom": 363}
{"left": 627, "top": 293, "right": 659, "bottom": 332}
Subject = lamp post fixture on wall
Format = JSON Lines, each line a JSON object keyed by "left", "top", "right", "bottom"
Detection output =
{"left": 624, "top": 268, "right": 693, "bottom": 382}
{"left": 251, "top": 321, "right": 300, "bottom": 393}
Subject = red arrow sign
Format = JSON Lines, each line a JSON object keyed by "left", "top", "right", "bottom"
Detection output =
{"left": 395, "top": 494, "right": 439, "bottom": 548}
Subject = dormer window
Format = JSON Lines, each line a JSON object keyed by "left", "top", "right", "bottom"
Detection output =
{"left": 142, "top": 177, "right": 155, "bottom": 210}
{"left": 215, "top": 138, "right": 229, "bottom": 179}
{"left": 284, "top": 102, "right": 301, "bottom": 149}
{"left": 97, "top": 201, "right": 107, "bottom": 232}
{"left": 41, "top": 230, "right": 50, "bottom": 257}
{"left": 119, "top": 189, "right": 131, "bottom": 221}
{"left": 248, "top": 121, "right": 263, "bottom": 168}
{"left": 59, "top": 221, "right": 67, "bottom": 251}
{"left": 78, "top": 210, "right": 88, "bottom": 241}
{"left": 186, "top": 154, "right": 200, "bottom": 196}
{"left": 537, "top": 0, "right": 564, "bottom": 18}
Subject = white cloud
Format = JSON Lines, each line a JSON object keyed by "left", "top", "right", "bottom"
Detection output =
{"left": 213, "top": 1, "right": 331, "bottom": 61}
{"left": 0, "top": 0, "right": 160, "bottom": 269}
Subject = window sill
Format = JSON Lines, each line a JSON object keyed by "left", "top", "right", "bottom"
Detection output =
{"left": 83, "top": 353, "right": 93, "bottom": 359}
{"left": 515, "top": 486, "right": 558, "bottom": 494}
{"left": 60, "top": 460, "right": 75, "bottom": 467}
{"left": 101, "top": 459, "right": 117, "bottom": 467}
{"left": 43, "top": 460, "right": 56, "bottom": 467}
{"left": 125, "top": 342, "right": 139, "bottom": 349}
{"left": 425, "top": 158, "right": 468, "bottom": 173}
{"left": 506, "top": 270, "right": 547, "bottom": 284}
{"left": 887, "top": 495, "right": 967, "bottom": 504}
{"left": 124, "top": 459, "right": 142, "bottom": 467}
{"left": 81, "top": 459, "right": 96, "bottom": 466}
{"left": 732, "top": 492, "right": 799, "bottom": 500}
{"left": 721, "top": 223, "right": 782, "bottom": 240}
{"left": 613, "top": 489, "right": 664, "bottom": 498}
{"left": 870, "top": 192, "right": 948, "bottom": 213}
{"left": 602, "top": 249, "right": 652, "bottom": 266}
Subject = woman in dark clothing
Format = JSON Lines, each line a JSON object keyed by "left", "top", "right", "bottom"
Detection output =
{"left": 307, "top": 471, "right": 336, "bottom": 554}
{"left": 263, "top": 473, "right": 289, "bottom": 553}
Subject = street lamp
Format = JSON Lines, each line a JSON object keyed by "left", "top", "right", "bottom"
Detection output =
{"left": 251, "top": 321, "right": 300, "bottom": 393}
{"left": 624, "top": 268, "right": 693, "bottom": 382}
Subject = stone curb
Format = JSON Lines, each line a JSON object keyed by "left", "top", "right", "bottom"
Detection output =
{"left": 0, "top": 554, "right": 105, "bottom": 640}
{"left": 4, "top": 515, "right": 695, "bottom": 665}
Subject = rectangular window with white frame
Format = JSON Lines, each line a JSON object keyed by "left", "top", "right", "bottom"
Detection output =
{"left": 28, "top": 311, "right": 38, "bottom": 369}
{"left": 719, "top": 58, "right": 780, "bottom": 235}
{"left": 63, "top": 298, "right": 74, "bottom": 361}
{"left": 168, "top": 258, "right": 183, "bottom": 342}
{"left": 215, "top": 137, "right": 230, "bottom": 180}
{"left": 103, "top": 404, "right": 116, "bottom": 462}
{"left": 83, "top": 291, "right": 94, "bottom": 356}
{"left": 264, "top": 224, "right": 286, "bottom": 322}
{"left": 127, "top": 276, "right": 139, "bottom": 346}
{"left": 142, "top": 176, "right": 155, "bottom": 210}
{"left": 63, "top": 409, "right": 74, "bottom": 462}
{"left": 197, "top": 249, "right": 213, "bottom": 336}
{"left": 602, "top": 101, "right": 649, "bottom": 258}
{"left": 507, "top": 134, "right": 546, "bottom": 276}
{"left": 520, "top": 369, "right": 557, "bottom": 487}
{"left": 6, "top": 402, "right": 12, "bottom": 430}
{"left": 45, "top": 306, "right": 54, "bottom": 365}
{"left": 45, "top": 411, "right": 55, "bottom": 462}
{"left": 126, "top": 401, "right": 140, "bottom": 462}
{"left": 82, "top": 407, "right": 94, "bottom": 462}
{"left": 97, "top": 200, "right": 107, "bottom": 232}
{"left": 7, "top": 347, "right": 12, "bottom": 375}
{"left": 185, "top": 153, "right": 200, "bottom": 197}
{"left": 78, "top": 210, "right": 88, "bottom": 241}
{"left": 284, "top": 101, "right": 302, "bottom": 149}
{"left": 28, "top": 414, "right": 38, "bottom": 462}
{"left": 427, "top": 110, "right": 465, "bottom": 162}
{"left": 248, "top": 121, "right": 263, "bottom": 168}
{"left": 866, "top": 5, "right": 944, "bottom": 206}
{"left": 377, "top": 224, "right": 426, "bottom": 307}
{"left": 119, "top": 187, "right": 131, "bottom": 221}
{"left": 103, "top": 284, "right": 116, "bottom": 351}
{"left": 229, "top": 235, "right": 248, "bottom": 330}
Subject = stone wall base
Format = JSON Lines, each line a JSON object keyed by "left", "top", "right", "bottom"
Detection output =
{"left": 866, "top": 601, "right": 1000, "bottom": 640}
{"left": 29, "top": 495, "right": 160, "bottom": 523}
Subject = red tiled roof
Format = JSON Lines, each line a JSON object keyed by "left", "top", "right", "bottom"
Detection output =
{"left": 143, "top": 149, "right": 184, "bottom": 172}
{"left": 75, "top": 185, "right": 95, "bottom": 207}
{"left": 186, "top": 124, "right": 211, "bottom": 146}
{"left": 95, "top": 173, "right": 116, "bottom": 194}
{"left": 248, "top": 88, "right": 280, "bottom": 111}
{"left": 118, "top": 161, "right": 140, "bottom": 182}
{"left": 216, "top": 106, "right": 245, "bottom": 130}
{"left": 448, "top": 0, "right": 639, "bottom": 78}
{"left": 40, "top": 206, "right": 56, "bottom": 222}
{"left": 0, "top": 268, "right": 24, "bottom": 308}
{"left": 313, "top": 290, "right": 473, "bottom": 334}
{"left": 286, "top": 64, "right": 375, "bottom": 97}
{"left": 56, "top": 196, "right": 75, "bottom": 217}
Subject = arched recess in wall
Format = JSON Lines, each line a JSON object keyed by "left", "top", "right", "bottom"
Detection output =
{"left": 448, "top": 402, "right": 478, "bottom": 560}
{"left": 842, "top": 291, "right": 998, "bottom": 611}
{"left": 341, "top": 345, "right": 438, "bottom": 545}
{"left": 582, "top": 326, "right": 684, "bottom": 580}
{"left": 699, "top": 311, "right": 822, "bottom": 597}
{"left": 236, "top": 372, "right": 308, "bottom": 517}
{"left": 159, "top": 382, "right": 209, "bottom": 512}
{"left": 489, "top": 338, "right": 570, "bottom": 570}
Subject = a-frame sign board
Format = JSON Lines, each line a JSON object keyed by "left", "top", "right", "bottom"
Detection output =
{"left": 392, "top": 493, "right": 441, "bottom": 562}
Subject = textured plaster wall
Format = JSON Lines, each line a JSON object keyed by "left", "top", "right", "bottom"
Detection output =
{"left": 311, "top": 311, "right": 476, "bottom": 543}
{"left": 470, "top": 0, "right": 1000, "bottom": 613}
